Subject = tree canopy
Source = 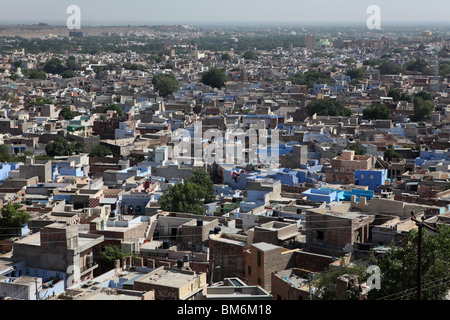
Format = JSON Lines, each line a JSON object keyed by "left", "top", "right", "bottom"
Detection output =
{"left": 384, "top": 145, "right": 401, "bottom": 161}
{"left": 122, "top": 62, "right": 146, "bottom": 71}
{"left": 411, "top": 96, "right": 434, "bottom": 122}
{"left": 159, "top": 182, "right": 207, "bottom": 215}
{"left": 378, "top": 61, "right": 401, "bottom": 75}
{"left": 346, "top": 67, "right": 365, "bottom": 81}
{"left": 100, "top": 246, "right": 137, "bottom": 270}
{"left": 43, "top": 58, "right": 66, "bottom": 74}
{"left": 312, "top": 264, "right": 369, "bottom": 300}
{"left": 306, "top": 99, "right": 352, "bottom": 117}
{"left": 362, "top": 103, "right": 391, "bottom": 120}
{"left": 104, "top": 104, "right": 124, "bottom": 117}
{"left": 152, "top": 73, "right": 179, "bottom": 97}
{"left": 201, "top": 67, "right": 226, "bottom": 89}
{"left": 367, "top": 224, "right": 450, "bottom": 300}
{"left": 59, "top": 107, "right": 74, "bottom": 120}
{"left": 42, "top": 56, "right": 78, "bottom": 77}
{"left": 89, "top": 144, "right": 112, "bottom": 158}
{"left": 387, "top": 88, "right": 412, "bottom": 102}
{"left": 30, "top": 97, "right": 53, "bottom": 107}
{"left": 221, "top": 53, "right": 231, "bottom": 60}
{"left": 288, "top": 70, "right": 332, "bottom": 88}
{"left": 0, "top": 202, "right": 31, "bottom": 235}
{"left": 159, "top": 170, "right": 215, "bottom": 215}
{"left": 0, "top": 144, "right": 13, "bottom": 162}
{"left": 45, "top": 136, "right": 85, "bottom": 157}
{"left": 243, "top": 51, "right": 258, "bottom": 60}
{"left": 185, "top": 170, "right": 215, "bottom": 204}
{"left": 403, "top": 58, "right": 432, "bottom": 75}
{"left": 347, "top": 141, "right": 365, "bottom": 155}
{"left": 22, "top": 69, "right": 47, "bottom": 80}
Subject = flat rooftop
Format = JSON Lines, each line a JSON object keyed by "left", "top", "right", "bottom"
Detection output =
{"left": 135, "top": 267, "right": 199, "bottom": 288}
{"left": 252, "top": 242, "right": 280, "bottom": 252}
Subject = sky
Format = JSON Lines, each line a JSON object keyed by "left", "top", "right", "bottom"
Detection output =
{"left": 0, "top": 0, "right": 449, "bottom": 26}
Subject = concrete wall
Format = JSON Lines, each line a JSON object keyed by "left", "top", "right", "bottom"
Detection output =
{"left": 245, "top": 244, "right": 298, "bottom": 292}
{"left": 0, "top": 277, "right": 42, "bottom": 300}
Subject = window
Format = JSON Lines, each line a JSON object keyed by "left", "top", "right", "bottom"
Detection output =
{"left": 317, "top": 231, "right": 324, "bottom": 241}
{"left": 247, "top": 266, "right": 252, "bottom": 275}
{"left": 257, "top": 251, "right": 262, "bottom": 267}
{"left": 370, "top": 174, "right": 374, "bottom": 180}
{"left": 360, "top": 174, "right": 364, "bottom": 179}
{"left": 257, "top": 277, "right": 261, "bottom": 284}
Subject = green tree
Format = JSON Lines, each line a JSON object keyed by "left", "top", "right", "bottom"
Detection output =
{"left": 61, "top": 70, "right": 77, "bottom": 78}
{"left": 185, "top": 170, "right": 215, "bottom": 204}
{"left": 65, "top": 56, "right": 77, "bottom": 71}
{"left": 159, "top": 182, "right": 207, "bottom": 215}
{"left": 22, "top": 69, "right": 47, "bottom": 80}
{"left": 122, "top": 63, "right": 146, "bottom": 71}
{"left": 221, "top": 53, "right": 231, "bottom": 60}
{"left": 30, "top": 97, "right": 53, "bottom": 106}
{"left": 0, "top": 144, "right": 13, "bottom": 162}
{"left": 0, "top": 202, "right": 31, "bottom": 235}
{"left": 59, "top": 107, "right": 74, "bottom": 120}
{"left": 306, "top": 99, "right": 352, "bottom": 117}
{"left": 100, "top": 246, "right": 135, "bottom": 270}
{"left": 104, "top": 104, "right": 124, "bottom": 117}
{"left": 347, "top": 141, "right": 365, "bottom": 155}
{"left": 415, "top": 90, "right": 433, "bottom": 101}
{"left": 43, "top": 58, "right": 65, "bottom": 74}
{"left": 243, "top": 51, "right": 258, "bottom": 60}
{"left": 89, "top": 144, "right": 112, "bottom": 157}
{"left": 70, "top": 141, "right": 86, "bottom": 154}
{"left": 12, "top": 60, "right": 23, "bottom": 70}
{"left": 312, "top": 264, "right": 369, "bottom": 300}
{"left": 439, "top": 61, "right": 450, "bottom": 77}
{"left": 378, "top": 61, "right": 401, "bottom": 75}
{"left": 411, "top": 97, "right": 434, "bottom": 122}
{"left": 288, "top": 70, "right": 332, "bottom": 89}
{"left": 151, "top": 73, "right": 179, "bottom": 97}
{"left": 384, "top": 145, "right": 401, "bottom": 161}
{"left": 45, "top": 136, "right": 85, "bottom": 156}
{"left": 367, "top": 225, "right": 450, "bottom": 300}
{"left": 9, "top": 73, "right": 20, "bottom": 81}
{"left": 201, "top": 67, "right": 227, "bottom": 89}
{"left": 346, "top": 67, "right": 365, "bottom": 81}
{"left": 343, "top": 58, "right": 356, "bottom": 65}
{"left": 362, "top": 103, "right": 391, "bottom": 120}
{"left": 387, "top": 88, "right": 401, "bottom": 102}
{"left": 404, "top": 58, "right": 432, "bottom": 74}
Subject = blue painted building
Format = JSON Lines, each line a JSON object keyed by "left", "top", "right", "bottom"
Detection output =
{"left": 303, "top": 187, "right": 375, "bottom": 203}
{"left": 301, "top": 188, "right": 341, "bottom": 203}
{"left": 414, "top": 150, "right": 450, "bottom": 167}
{"left": 121, "top": 193, "right": 153, "bottom": 215}
{"left": 354, "top": 169, "right": 387, "bottom": 192}
{"left": 0, "top": 162, "right": 22, "bottom": 183}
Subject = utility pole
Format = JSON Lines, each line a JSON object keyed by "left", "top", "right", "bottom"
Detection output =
{"left": 411, "top": 211, "right": 438, "bottom": 300}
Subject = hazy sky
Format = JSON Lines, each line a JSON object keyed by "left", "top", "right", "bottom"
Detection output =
{"left": 0, "top": 0, "right": 449, "bottom": 25}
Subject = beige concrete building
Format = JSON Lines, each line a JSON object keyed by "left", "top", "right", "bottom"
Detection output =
{"left": 132, "top": 266, "right": 207, "bottom": 300}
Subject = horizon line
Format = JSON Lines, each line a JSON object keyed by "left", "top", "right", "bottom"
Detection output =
{"left": 1, "top": 20, "right": 450, "bottom": 28}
